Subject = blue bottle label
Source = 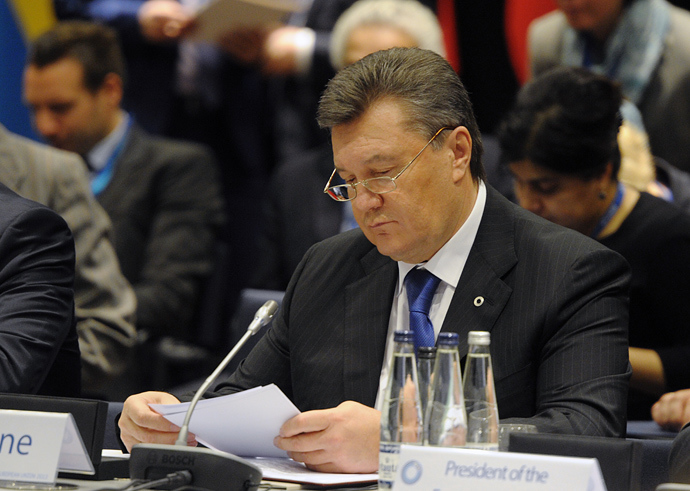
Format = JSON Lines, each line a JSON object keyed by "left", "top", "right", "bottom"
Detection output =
{"left": 379, "top": 442, "right": 400, "bottom": 489}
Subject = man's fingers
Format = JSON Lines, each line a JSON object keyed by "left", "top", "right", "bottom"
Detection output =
{"left": 286, "top": 449, "right": 330, "bottom": 467}
{"left": 274, "top": 431, "right": 325, "bottom": 453}
{"left": 120, "top": 419, "right": 198, "bottom": 451}
{"left": 279, "top": 409, "right": 331, "bottom": 437}
{"left": 304, "top": 461, "right": 346, "bottom": 473}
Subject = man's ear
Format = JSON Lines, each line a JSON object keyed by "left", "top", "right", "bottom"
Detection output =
{"left": 99, "top": 72, "right": 123, "bottom": 108}
{"left": 449, "top": 126, "right": 472, "bottom": 183}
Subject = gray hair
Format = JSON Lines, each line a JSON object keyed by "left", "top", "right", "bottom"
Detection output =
{"left": 329, "top": 0, "right": 445, "bottom": 71}
{"left": 318, "top": 47, "right": 485, "bottom": 181}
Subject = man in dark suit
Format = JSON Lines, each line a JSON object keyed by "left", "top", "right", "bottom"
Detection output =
{"left": 23, "top": 21, "right": 226, "bottom": 344}
{"left": 118, "top": 48, "right": 631, "bottom": 473}
{"left": 0, "top": 182, "right": 81, "bottom": 396}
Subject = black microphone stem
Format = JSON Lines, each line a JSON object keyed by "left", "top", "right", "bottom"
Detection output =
{"left": 175, "top": 300, "right": 279, "bottom": 447}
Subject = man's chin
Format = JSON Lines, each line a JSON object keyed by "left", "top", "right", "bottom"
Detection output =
{"left": 373, "top": 241, "right": 411, "bottom": 263}
{"left": 47, "top": 140, "right": 67, "bottom": 151}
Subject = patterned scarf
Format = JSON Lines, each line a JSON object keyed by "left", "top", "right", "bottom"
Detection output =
{"left": 561, "top": 0, "right": 671, "bottom": 104}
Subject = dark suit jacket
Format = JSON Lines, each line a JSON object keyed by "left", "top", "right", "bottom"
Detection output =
{"left": 216, "top": 186, "right": 632, "bottom": 437}
{"left": 251, "top": 143, "right": 342, "bottom": 290}
{"left": 0, "top": 183, "right": 81, "bottom": 396}
{"left": 96, "top": 124, "right": 226, "bottom": 340}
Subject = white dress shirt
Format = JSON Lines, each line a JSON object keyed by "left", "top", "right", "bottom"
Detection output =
{"left": 375, "top": 180, "right": 487, "bottom": 410}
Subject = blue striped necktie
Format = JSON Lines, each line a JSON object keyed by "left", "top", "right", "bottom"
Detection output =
{"left": 405, "top": 268, "right": 441, "bottom": 351}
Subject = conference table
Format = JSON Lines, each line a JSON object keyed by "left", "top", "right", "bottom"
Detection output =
{"left": 46, "top": 479, "right": 375, "bottom": 490}
{"left": 0, "top": 417, "right": 680, "bottom": 491}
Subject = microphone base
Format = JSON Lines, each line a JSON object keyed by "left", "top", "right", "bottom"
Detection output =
{"left": 129, "top": 443, "right": 262, "bottom": 491}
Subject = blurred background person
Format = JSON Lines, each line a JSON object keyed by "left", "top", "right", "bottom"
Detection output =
{"left": 497, "top": 66, "right": 690, "bottom": 420}
{"left": 0, "top": 181, "right": 81, "bottom": 396}
{"left": 617, "top": 112, "right": 690, "bottom": 212}
{"left": 23, "top": 21, "right": 226, "bottom": 394}
{"left": 529, "top": 0, "right": 690, "bottom": 173}
{"left": 251, "top": 0, "right": 445, "bottom": 290}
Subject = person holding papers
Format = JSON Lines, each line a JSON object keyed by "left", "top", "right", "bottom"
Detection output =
{"left": 119, "top": 47, "right": 631, "bottom": 473}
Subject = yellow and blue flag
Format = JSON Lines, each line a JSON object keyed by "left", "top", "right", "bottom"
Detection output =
{"left": 1, "top": 0, "right": 56, "bottom": 139}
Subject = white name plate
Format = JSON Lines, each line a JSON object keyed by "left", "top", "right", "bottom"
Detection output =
{"left": 393, "top": 445, "right": 606, "bottom": 490}
{"left": 0, "top": 409, "right": 94, "bottom": 484}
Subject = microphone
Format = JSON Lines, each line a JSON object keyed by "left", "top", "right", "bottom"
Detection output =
{"left": 129, "top": 300, "right": 280, "bottom": 491}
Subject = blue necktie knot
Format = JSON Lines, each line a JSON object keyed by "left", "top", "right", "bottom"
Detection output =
{"left": 405, "top": 268, "right": 441, "bottom": 350}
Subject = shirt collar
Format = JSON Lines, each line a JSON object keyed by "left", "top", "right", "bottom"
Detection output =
{"left": 396, "top": 179, "right": 487, "bottom": 293}
{"left": 86, "top": 110, "right": 130, "bottom": 172}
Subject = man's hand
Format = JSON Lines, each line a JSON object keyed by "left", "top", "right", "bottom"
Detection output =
{"left": 218, "top": 25, "right": 311, "bottom": 75}
{"left": 652, "top": 389, "right": 690, "bottom": 431}
{"left": 138, "top": 0, "right": 194, "bottom": 42}
{"left": 273, "top": 401, "right": 380, "bottom": 473}
{"left": 218, "top": 27, "right": 268, "bottom": 65}
{"left": 119, "top": 391, "right": 197, "bottom": 451}
{"left": 260, "top": 26, "right": 306, "bottom": 75}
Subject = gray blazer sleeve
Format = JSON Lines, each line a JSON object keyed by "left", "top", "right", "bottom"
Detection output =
{"left": 50, "top": 154, "right": 138, "bottom": 391}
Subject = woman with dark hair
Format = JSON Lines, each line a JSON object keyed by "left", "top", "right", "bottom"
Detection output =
{"left": 498, "top": 66, "right": 690, "bottom": 420}
{"left": 528, "top": 0, "right": 690, "bottom": 173}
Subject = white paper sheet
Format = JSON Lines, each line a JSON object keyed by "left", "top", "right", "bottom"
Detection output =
{"left": 248, "top": 457, "right": 378, "bottom": 486}
{"left": 187, "top": 0, "right": 307, "bottom": 42}
{"left": 151, "top": 384, "right": 300, "bottom": 458}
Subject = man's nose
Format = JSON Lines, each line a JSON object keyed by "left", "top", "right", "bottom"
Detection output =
{"left": 33, "top": 110, "right": 59, "bottom": 139}
{"left": 521, "top": 193, "right": 543, "bottom": 214}
{"left": 515, "top": 186, "right": 543, "bottom": 215}
{"left": 351, "top": 185, "right": 383, "bottom": 212}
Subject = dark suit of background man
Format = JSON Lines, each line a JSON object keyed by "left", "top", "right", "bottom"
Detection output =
{"left": 119, "top": 48, "right": 631, "bottom": 474}
{"left": 0, "top": 182, "right": 81, "bottom": 396}
{"left": 23, "top": 21, "right": 226, "bottom": 348}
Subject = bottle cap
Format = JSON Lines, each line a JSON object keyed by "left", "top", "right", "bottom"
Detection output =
{"left": 468, "top": 330, "right": 490, "bottom": 346}
{"left": 394, "top": 330, "right": 415, "bottom": 343}
{"left": 437, "top": 332, "right": 460, "bottom": 346}
{"left": 417, "top": 346, "right": 437, "bottom": 359}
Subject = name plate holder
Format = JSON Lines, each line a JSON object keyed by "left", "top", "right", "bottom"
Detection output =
{"left": 393, "top": 444, "right": 607, "bottom": 490}
{"left": 0, "top": 409, "right": 94, "bottom": 485}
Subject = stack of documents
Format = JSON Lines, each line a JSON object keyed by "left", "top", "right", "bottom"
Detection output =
{"left": 151, "top": 385, "right": 378, "bottom": 486}
{"left": 188, "top": 0, "right": 307, "bottom": 42}
{"left": 151, "top": 384, "right": 299, "bottom": 458}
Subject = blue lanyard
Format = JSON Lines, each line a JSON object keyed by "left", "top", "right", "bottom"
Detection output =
{"left": 91, "top": 118, "right": 133, "bottom": 196}
{"left": 591, "top": 182, "right": 625, "bottom": 238}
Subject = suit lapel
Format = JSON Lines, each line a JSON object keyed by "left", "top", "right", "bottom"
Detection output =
{"left": 443, "top": 186, "right": 518, "bottom": 357}
{"left": 96, "top": 124, "right": 142, "bottom": 207}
